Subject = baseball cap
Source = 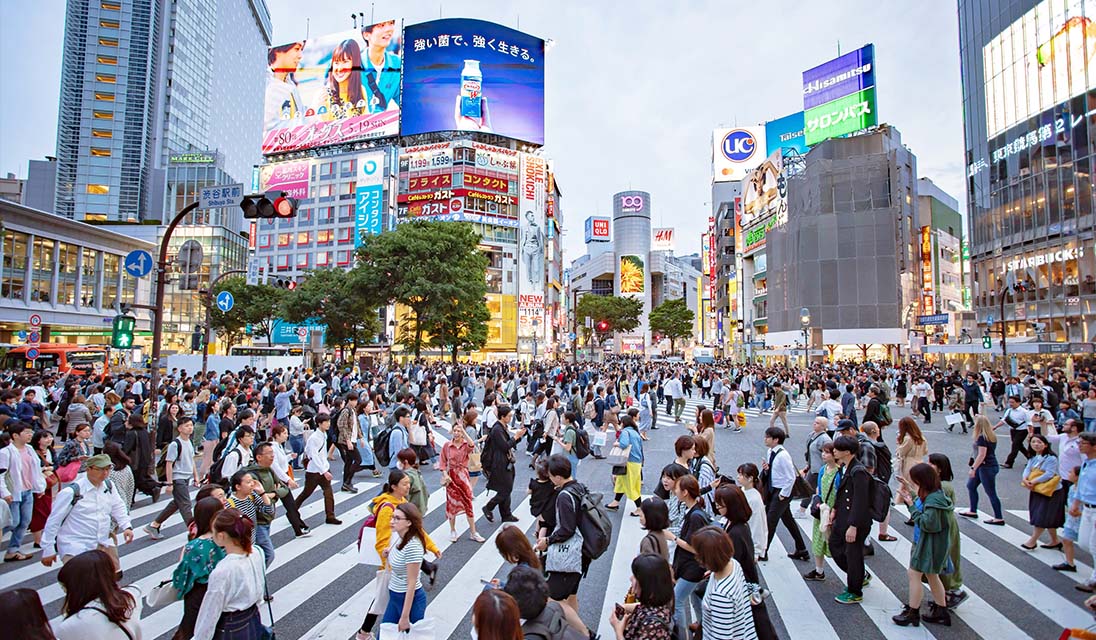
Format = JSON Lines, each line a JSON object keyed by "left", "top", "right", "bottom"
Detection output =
{"left": 86, "top": 454, "right": 114, "bottom": 469}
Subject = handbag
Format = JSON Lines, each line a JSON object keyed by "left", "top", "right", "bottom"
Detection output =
{"left": 608, "top": 446, "right": 629, "bottom": 476}
{"left": 358, "top": 525, "right": 383, "bottom": 565}
{"left": 56, "top": 460, "right": 81, "bottom": 483}
{"left": 591, "top": 431, "right": 608, "bottom": 448}
{"left": 146, "top": 579, "right": 179, "bottom": 607}
{"left": 545, "top": 529, "right": 584, "bottom": 574}
{"left": 468, "top": 446, "right": 483, "bottom": 473}
{"left": 379, "top": 618, "right": 436, "bottom": 640}
{"left": 369, "top": 568, "right": 391, "bottom": 615}
{"left": 790, "top": 474, "right": 813, "bottom": 500}
{"left": 1026, "top": 470, "right": 1061, "bottom": 497}
{"left": 810, "top": 472, "right": 836, "bottom": 519}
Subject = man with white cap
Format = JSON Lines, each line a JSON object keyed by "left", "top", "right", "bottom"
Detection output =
{"left": 40, "top": 453, "right": 133, "bottom": 571}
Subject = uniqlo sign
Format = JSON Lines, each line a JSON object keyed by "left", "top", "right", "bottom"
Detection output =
{"left": 585, "top": 216, "right": 611, "bottom": 243}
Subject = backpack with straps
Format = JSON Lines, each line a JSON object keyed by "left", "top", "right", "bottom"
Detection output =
{"left": 155, "top": 438, "right": 183, "bottom": 483}
{"left": 208, "top": 448, "right": 241, "bottom": 487}
{"left": 568, "top": 426, "right": 591, "bottom": 460}
{"left": 563, "top": 484, "right": 612, "bottom": 560}
{"left": 373, "top": 425, "right": 395, "bottom": 467}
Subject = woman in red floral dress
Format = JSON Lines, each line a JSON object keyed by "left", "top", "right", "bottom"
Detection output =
{"left": 440, "top": 413, "right": 486, "bottom": 544}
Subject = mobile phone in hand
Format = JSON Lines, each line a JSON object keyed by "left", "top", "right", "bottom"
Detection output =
{"left": 614, "top": 604, "right": 626, "bottom": 619}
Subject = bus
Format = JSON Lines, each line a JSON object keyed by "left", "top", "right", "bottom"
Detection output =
{"left": 228, "top": 346, "right": 304, "bottom": 357}
{"left": 2, "top": 344, "right": 109, "bottom": 376}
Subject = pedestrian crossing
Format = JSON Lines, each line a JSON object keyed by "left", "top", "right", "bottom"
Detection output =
{"left": 2, "top": 417, "right": 1094, "bottom": 639}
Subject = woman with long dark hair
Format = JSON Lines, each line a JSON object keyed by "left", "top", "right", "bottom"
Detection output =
{"left": 192, "top": 509, "right": 268, "bottom": 640}
{"left": 668, "top": 475, "right": 709, "bottom": 631}
{"left": 29, "top": 429, "right": 58, "bottom": 547}
{"left": 712, "top": 487, "right": 777, "bottom": 639}
{"left": 608, "top": 554, "right": 675, "bottom": 640}
{"left": 1020, "top": 433, "right": 1066, "bottom": 549}
{"left": 172, "top": 497, "right": 226, "bottom": 640}
{"left": 55, "top": 549, "right": 142, "bottom": 639}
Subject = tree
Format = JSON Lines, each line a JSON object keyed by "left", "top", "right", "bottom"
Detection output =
{"left": 575, "top": 294, "right": 643, "bottom": 346}
{"left": 424, "top": 296, "right": 492, "bottom": 363}
{"left": 206, "top": 276, "right": 248, "bottom": 350}
{"left": 241, "top": 285, "right": 287, "bottom": 345}
{"left": 649, "top": 297, "right": 695, "bottom": 356}
{"left": 282, "top": 268, "right": 380, "bottom": 360}
{"left": 355, "top": 221, "right": 489, "bottom": 358}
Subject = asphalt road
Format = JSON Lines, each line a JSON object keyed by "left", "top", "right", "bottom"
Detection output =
{"left": 1, "top": 395, "right": 1091, "bottom": 640}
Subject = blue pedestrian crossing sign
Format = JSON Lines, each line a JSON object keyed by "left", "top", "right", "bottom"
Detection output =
{"left": 124, "top": 250, "right": 153, "bottom": 278}
{"left": 216, "top": 291, "right": 235, "bottom": 312}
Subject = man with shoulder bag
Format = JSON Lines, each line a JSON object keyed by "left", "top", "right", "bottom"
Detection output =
{"left": 535, "top": 455, "right": 593, "bottom": 639}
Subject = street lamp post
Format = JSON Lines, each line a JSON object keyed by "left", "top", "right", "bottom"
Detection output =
{"left": 800, "top": 307, "right": 811, "bottom": 367}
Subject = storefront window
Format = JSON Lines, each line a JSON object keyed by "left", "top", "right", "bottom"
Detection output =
{"left": 31, "top": 237, "right": 55, "bottom": 302}
{"left": 103, "top": 253, "right": 120, "bottom": 307}
{"left": 57, "top": 242, "right": 78, "bottom": 305}
{"left": 1, "top": 230, "right": 28, "bottom": 300}
{"left": 81, "top": 248, "right": 99, "bottom": 307}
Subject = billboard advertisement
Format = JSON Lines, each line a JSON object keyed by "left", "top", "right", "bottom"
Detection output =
{"left": 802, "top": 44, "right": 875, "bottom": 110}
{"left": 519, "top": 153, "right": 547, "bottom": 338}
{"left": 402, "top": 19, "right": 545, "bottom": 144}
{"left": 262, "top": 22, "right": 402, "bottom": 154}
{"left": 258, "top": 159, "right": 310, "bottom": 199}
{"left": 585, "top": 216, "right": 611, "bottom": 243}
{"left": 619, "top": 255, "right": 645, "bottom": 295}
{"left": 741, "top": 150, "right": 786, "bottom": 229}
{"left": 401, "top": 142, "right": 453, "bottom": 172}
{"left": 355, "top": 151, "right": 386, "bottom": 243}
{"left": 803, "top": 86, "right": 878, "bottom": 146}
{"left": 983, "top": 0, "right": 1096, "bottom": 138}
{"left": 765, "top": 111, "right": 809, "bottom": 156}
{"left": 653, "top": 228, "right": 675, "bottom": 251}
{"left": 713, "top": 127, "right": 766, "bottom": 182}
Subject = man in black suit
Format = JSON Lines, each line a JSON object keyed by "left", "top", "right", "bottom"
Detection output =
{"left": 482, "top": 405, "right": 527, "bottom": 523}
{"left": 829, "top": 435, "right": 873, "bottom": 605}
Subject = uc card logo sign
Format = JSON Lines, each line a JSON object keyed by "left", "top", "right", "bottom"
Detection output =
{"left": 721, "top": 129, "right": 757, "bottom": 163}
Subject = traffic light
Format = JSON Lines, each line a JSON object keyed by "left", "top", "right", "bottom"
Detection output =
{"left": 190, "top": 328, "right": 204, "bottom": 351}
{"left": 982, "top": 334, "right": 992, "bottom": 349}
{"left": 241, "top": 191, "right": 298, "bottom": 219}
{"left": 596, "top": 320, "right": 609, "bottom": 332}
{"left": 272, "top": 277, "right": 297, "bottom": 290}
{"left": 111, "top": 314, "right": 136, "bottom": 349}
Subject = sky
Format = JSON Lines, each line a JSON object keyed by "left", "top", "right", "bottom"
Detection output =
{"left": 0, "top": 0, "right": 965, "bottom": 263}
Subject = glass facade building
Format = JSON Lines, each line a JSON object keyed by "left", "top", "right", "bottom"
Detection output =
{"left": 960, "top": 0, "right": 1096, "bottom": 342}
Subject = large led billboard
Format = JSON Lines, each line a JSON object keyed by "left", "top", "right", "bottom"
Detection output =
{"left": 712, "top": 127, "right": 765, "bottom": 182}
{"left": 619, "top": 255, "right": 645, "bottom": 295}
{"left": 802, "top": 44, "right": 876, "bottom": 110}
{"left": 765, "top": 112, "right": 809, "bottom": 156}
{"left": 402, "top": 19, "right": 545, "bottom": 144}
{"left": 803, "top": 87, "right": 878, "bottom": 146}
{"left": 983, "top": 0, "right": 1096, "bottom": 138}
{"left": 741, "top": 150, "right": 786, "bottom": 232}
{"left": 263, "top": 22, "right": 402, "bottom": 154}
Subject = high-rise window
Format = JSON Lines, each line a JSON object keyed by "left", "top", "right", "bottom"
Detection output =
{"left": 95, "top": 73, "right": 117, "bottom": 83}
{"left": 97, "top": 54, "right": 118, "bottom": 65}
{"left": 86, "top": 184, "right": 110, "bottom": 195}
{"left": 98, "top": 36, "right": 119, "bottom": 47}
{"left": 99, "top": 18, "right": 120, "bottom": 28}
{"left": 101, "top": 1, "right": 122, "bottom": 9}
{"left": 94, "top": 92, "right": 115, "bottom": 102}
{"left": 90, "top": 148, "right": 111, "bottom": 157}
{"left": 93, "top": 111, "right": 113, "bottom": 120}
{"left": 92, "top": 128, "right": 113, "bottom": 138}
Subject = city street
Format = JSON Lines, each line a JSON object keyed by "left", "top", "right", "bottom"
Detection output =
{"left": 0, "top": 394, "right": 1086, "bottom": 640}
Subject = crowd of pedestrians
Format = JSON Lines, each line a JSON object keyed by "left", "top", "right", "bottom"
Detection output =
{"left": 1, "top": 356, "right": 1096, "bottom": 639}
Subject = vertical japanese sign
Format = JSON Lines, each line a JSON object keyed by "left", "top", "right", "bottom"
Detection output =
{"left": 519, "top": 152, "right": 547, "bottom": 339}
{"left": 355, "top": 151, "right": 386, "bottom": 244}
{"left": 920, "top": 225, "right": 935, "bottom": 313}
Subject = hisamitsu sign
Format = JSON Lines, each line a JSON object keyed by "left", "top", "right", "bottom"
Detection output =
{"left": 802, "top": 44, "right": 875, "bottom": 110}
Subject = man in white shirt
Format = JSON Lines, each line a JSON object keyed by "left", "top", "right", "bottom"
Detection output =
{"left": 41, "top": 454, "right": 133, "bottom": 570}
{"left": 762, "top": 426, "right": 809, "bottom": 561}
{"left": 912, "top": 377, "right": 932, "bottom": 423}
{"left": 664, "top": 375, "right": 684, "bottom": 422}
{"left": 295, "top": 414, "right": 340, "bottom": 525}
{"left": 220, "top": 424, "right": 256, "bottom": 480}
{"left": 998, "top": 394, "right": 1032, "bottom": 468}
{"left": 1, "top": 422, "right": 47, "bottom": 560}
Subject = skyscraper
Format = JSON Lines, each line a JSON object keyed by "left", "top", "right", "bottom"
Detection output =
{"left": 53, "top": 0, "right": 271, "bottom": 224}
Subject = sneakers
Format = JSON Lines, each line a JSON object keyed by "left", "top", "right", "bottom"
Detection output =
{"left": 325, "top": 517, "right": 343, "bottom": 525}
{"left": 143, "top": 524, "right": 164, "bottom": 540}
{"left": 803, "top": 569, "right": 826, "bottom": 581}
{"left": 793, "top": 508, "right": 809, "bottom": 519}
{"left": 733, "top": 427, "right": 743, "bottom": 433}
{"left": 296, "top": 527, "right": 311, "bottom": 537}
{"left": 834, "top": 590, "right": 863, "bottom": 604}
{"left": 788, "top": 550, "right": 810, "bottom": 561}
{"left": 341, "top": 484, "right": 359, "bottom": 493}
{"left": 945, "top": 590, "right": 968, "bottom": 609}
{"left": 863, "top": 573, "right": 873, "bottom": 588}
{"left": 1053, "top": 562, "right": 1077, "bottom": 572}
{"left": 470, "top": 533, "right": 487, "bottom": 543}
{"left": 450, "top": 530, "right": 459, "bottom": 543}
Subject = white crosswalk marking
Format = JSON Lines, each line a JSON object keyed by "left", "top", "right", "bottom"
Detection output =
{"left": 596, "top": 497, "right": 652, "bottom": 640}
{"left": 969, "top": 507, "right": 1093, "bottom": 582}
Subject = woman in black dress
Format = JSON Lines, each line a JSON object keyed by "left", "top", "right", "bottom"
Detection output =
{"left": 712, "top": 486, "right": 777, "bottom": 640}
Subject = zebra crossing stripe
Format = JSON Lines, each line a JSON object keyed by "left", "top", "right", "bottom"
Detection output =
{"left": 596, "top": 497, "right": 654, "bottom": 640}
{"left": 760, "top": 535, "right": 841, "bottom": 640}
{"left": 966, "top": 508, "right": 1092, "bottom": 583}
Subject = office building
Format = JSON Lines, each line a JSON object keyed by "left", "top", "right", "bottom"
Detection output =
{"left": 960, "top": 0, "right": 1096, "bottom": 344}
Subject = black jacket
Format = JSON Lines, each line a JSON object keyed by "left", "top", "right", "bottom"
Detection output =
{"left": 484, "top": 421, "right": 519, "bottom": 491}
{"left": 862, "top": 397, "right": 884, "bottom": 425}
{"left": 832, "top": 458, "right": 872, "bottom": 532}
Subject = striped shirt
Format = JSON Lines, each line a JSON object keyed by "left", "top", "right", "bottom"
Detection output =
{"left": 701, "top": 559, "right": 757, "bottom": 640}
{"left": 226, "top": 490, "right": 274, "bottom": 540}
{"left": 388, "top": 536, "right": 424, "bottom": 594}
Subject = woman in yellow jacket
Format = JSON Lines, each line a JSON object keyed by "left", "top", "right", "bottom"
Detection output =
{"left": 358, "top": 469, "right": 442, "bottom": 640}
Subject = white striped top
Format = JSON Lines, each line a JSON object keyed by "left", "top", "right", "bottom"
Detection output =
{"left": 701, "top": 559, "right": 757, "bottom": 640}
{"left": 388, "top": 536, "right": 424, "bottom": 594}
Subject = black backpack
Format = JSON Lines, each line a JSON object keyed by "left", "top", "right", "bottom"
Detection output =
{"left": 373, "top": 425, "right": 395, "bottom": 467}
{"left": 568, "top": 426, "right": 591, "bottom": 460}
{"left": 208, "top": 448, "right": 241, "bottom": 486}
{"left": 155, "top": 438, "right": 183, "bottom": 483}
{"left": 868, "top": 473, "right": 893, "bottom": 523}
{"left": 563, "top": 484, "right": 612, "bottom": 560}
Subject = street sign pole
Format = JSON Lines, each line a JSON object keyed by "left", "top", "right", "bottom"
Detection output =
{"left": 149, "top": 201, "right": 200, "bottom": 414}
{"left": 201, "top": 269, "right": 246, "bottom": 376}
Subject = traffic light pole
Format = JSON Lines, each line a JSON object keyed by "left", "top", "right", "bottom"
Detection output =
{"left": 201, "top": 269, "right": 247, "bottom": 376}
{"left": 148, "top": 201, "right": 199, "bottom": 415}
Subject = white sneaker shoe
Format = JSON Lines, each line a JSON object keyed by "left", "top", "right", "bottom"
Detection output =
{"left": 793, "top": 508, "right": 808, "bottom": 519}
{"left": 450, "top": 530, "right": 459, "bottom": 543}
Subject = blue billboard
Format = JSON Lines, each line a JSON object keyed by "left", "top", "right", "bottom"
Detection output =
{"left": 401, "top": 19, "right": 545, "bottom": 144}
{"left": 802, "top": 44, "right": 875, "bottom": 110}
{"left": 764, "top": 112, "right": 809, "bottom": 156}
{"left": 270, "top": 320, "right": 327, "bottom": 345}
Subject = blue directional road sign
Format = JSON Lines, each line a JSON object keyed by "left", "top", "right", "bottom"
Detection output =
{"left": 216, "top": 291, "right": 235, "bottom": 312}
{"left": 17, "top": 331, "right": 26, "bottom": 340}
{"left": 124, "top": 250, "right": 153, "bottom": 278}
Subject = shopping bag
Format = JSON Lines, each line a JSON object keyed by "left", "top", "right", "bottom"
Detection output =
{"left": 944, "top": 413, "right": 965, "bottom": 426}
{"left": 591, "top": 431, "right": 608, "bottom": 448}
{"left": 358, "top": 526, "right": 383, "bottom": 566}
{"left": 368, "top": 569, "right": 391, "bottom": 615}
{"left": 146, "top": 579, "right": 180, "bottom": 607}
{"left": 380, "top": 618, "right": 435, "bottom": 640}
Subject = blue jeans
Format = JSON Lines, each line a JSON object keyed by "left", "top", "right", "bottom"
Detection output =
{"left": 357, "top": 439, "right": 376, "bottom": 467}
{"left": 254, "top": 524, "right": 275, "bottom": 567}
{"left": 967, "top": 464, "right": 1003, "bottom": 519}
{"left": 673, "top": 577, "right": 702, "bottom": 630}
{"left": 381, "top": 587, "right": 426, "bottom": 629}
{"left": 6, "top": 490, "right": 33, "bottom": 552}
{"left": 1085, "top": 418, "right": 1096, "bottom": 433}
{"left": 289, "top": 434, "right": 305, "bottom": 468}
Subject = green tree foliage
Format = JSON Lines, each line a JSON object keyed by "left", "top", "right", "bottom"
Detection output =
{"left": 206, "top": 277, "right": 248, "bottom": 349}
{"left": 424, "top": 296, "right": 492, "bottom": 363}
{"left": 282, "top": 268, "right": 380, "bottom": 359}
{"left": 575, "top": 294, "right": 643, "bottom": 346}
{"left": 648, "top": 297, "right": 695, "bottom": 355}
{"left": 355, "top": 221, "right": 489, "bottom": 358}
{"left": 241, "top": 285, "right": 288, "bottom": 345}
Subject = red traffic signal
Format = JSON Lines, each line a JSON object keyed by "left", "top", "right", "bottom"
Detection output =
{"left": 596, "top": 320, "right": 609, "bottom": 332}
{"left": 241, "top": 191, "right": 298, "bottom": 219}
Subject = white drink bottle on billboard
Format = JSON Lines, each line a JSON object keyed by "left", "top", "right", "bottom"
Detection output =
{"left": 459, "top": 60, "right": 483, "bottom": 119}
